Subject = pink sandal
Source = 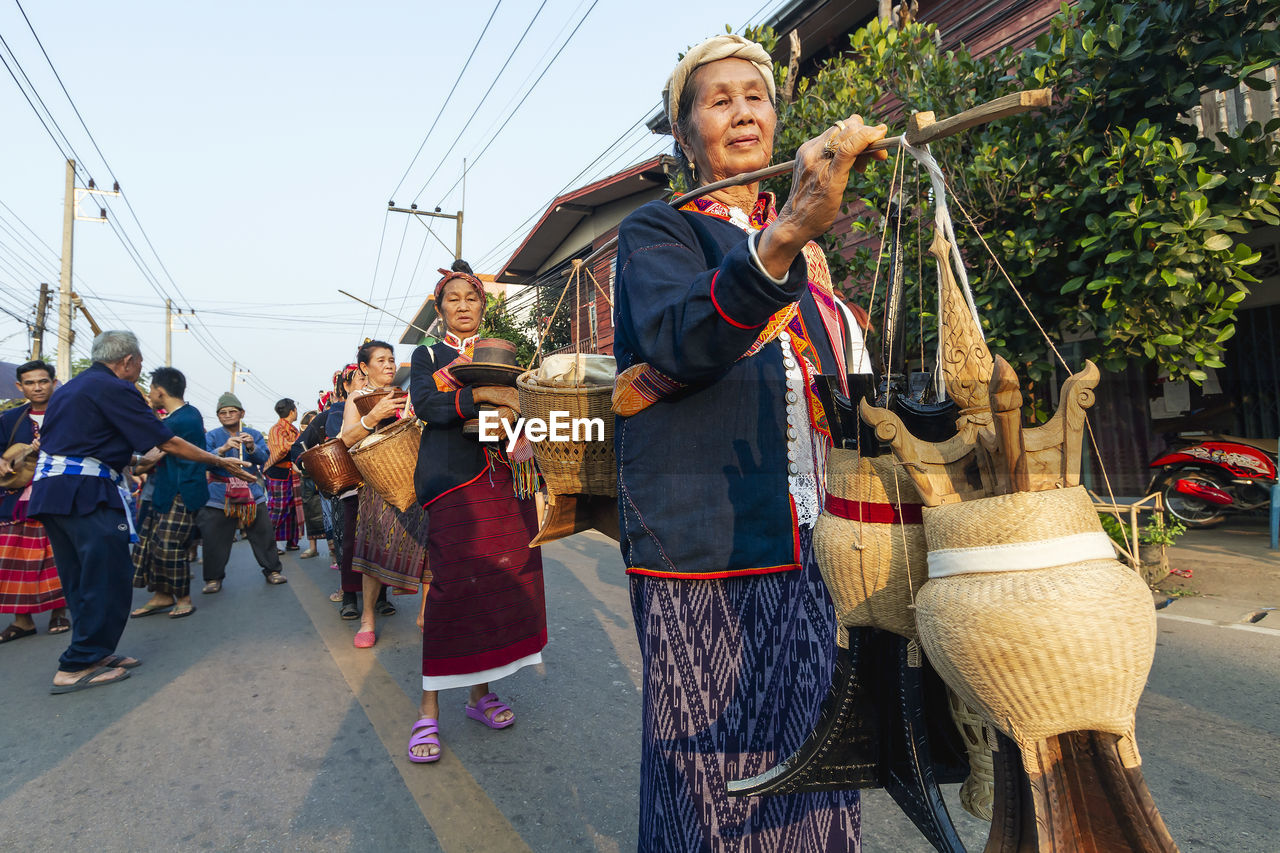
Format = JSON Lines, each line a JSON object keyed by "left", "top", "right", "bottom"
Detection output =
{"left": 407, "top": 717, "right": 441, "bottom": 763}
{"left": 353, "top": 630, "right": 376, "bottom": 648}
{"left": 465, "top": 693, "right": 515, "bottom": 729}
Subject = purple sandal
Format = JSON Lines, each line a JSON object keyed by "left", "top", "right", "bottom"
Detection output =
{"left": 407, "top": 717, "right": 441, "bottom": 764}
{"left": 465, "top": 693, "right": 515, "bottom": 729}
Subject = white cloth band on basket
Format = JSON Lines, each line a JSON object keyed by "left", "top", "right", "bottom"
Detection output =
{"left": 927, "top": 531, "right": 1116, "bottom": 579}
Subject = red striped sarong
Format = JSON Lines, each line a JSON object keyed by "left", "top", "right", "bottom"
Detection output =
{"left": 422, "top": 462, "right": 546, "bottom": 679}
{"left": 0, "top": 518, "right": 64, "bottom": 614}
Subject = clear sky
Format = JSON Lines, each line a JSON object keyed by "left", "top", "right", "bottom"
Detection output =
{"left": 0, "top": 0, "right": 782, "bottom": 426}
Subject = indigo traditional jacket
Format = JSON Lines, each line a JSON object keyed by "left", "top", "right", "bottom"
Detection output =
{"left": 612, "top": 197, "right": 849, "bottom": 579}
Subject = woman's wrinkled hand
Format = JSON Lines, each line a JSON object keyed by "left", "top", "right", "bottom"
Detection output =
{"left": 367, "top": 393, "right": 404, "bottom": 423}
{"left": 756, "top": 115, "right": 888, "bottom": 279}
{"left": 473, "top": 386, "right": 520, "bottom": 412}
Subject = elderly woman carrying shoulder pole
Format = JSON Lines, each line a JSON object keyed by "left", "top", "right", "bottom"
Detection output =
{"left": 611, "top": 34, "right": 884, "bottom": 850}
{"left": 28, "top": 331, "right": 253, "bottom": 694}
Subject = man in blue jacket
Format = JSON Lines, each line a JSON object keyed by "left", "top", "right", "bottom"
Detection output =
{"left": 30, "top": 331, "right": 252, "bottom": 693}
{"left": 196, "top": 392, "right": 286, "bottom": 593}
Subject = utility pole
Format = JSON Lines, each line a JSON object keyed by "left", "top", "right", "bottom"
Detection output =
{"left": 56, "top": 159, "right": 118, "bottom": 378}
{"left": 57, "top": 160, "right": 75, "bottom": 381}
{"left": 32, "top": 283, "right": 50, "bottom": 360}
{"left": 166, "top": 299, "right": 172, "bottom": 366}
{"left": 387, "top": 203, "right": 464, "bottom": 260}
{"left": 231, "top": 361, "right": 250, "bottom": 393}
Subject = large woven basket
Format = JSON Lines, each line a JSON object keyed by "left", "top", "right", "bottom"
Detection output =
{"left": 813, "top": 449, "right": 927, "bottom": 640}
{"left": 516, "top": 370, "right": 616, "bottom": 498}
{"left": 914, "top": 486, "right": 1155, "bottom": 769}
{"left": 349, "top": 417, "right": 423, "bottom": 512}
{"left": 298, "top": 438, "right": 362, "bottom": 496}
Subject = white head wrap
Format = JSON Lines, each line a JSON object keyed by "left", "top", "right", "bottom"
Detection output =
{"left": 663, "top": 34, "right": 775, "bottom": 136}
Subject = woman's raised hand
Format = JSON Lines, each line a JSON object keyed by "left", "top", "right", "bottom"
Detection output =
{"left": 756, "top": 115, "right": 888, "bottom": 279}
{"left": 367, "top": 393, "right": 403, "bottom": 423}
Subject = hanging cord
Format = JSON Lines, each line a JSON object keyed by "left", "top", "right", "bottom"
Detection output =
{"left": 863, "top": 144, "right": 908, "bottom": 346}
{"left": 529, "top": 262, "right": 577, "bottom": 367}
{"left": 900, "top": 141, "right": 983, "bottom": 328}
{"left": 891, "top": 461, "right": 917, "bottom": 609}
{"left": 916, "top": 162, "right": 926, "bottom": 380}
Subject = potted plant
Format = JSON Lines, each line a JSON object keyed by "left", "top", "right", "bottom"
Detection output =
{"left": 1138, "top": 514, "right": 1185, "bottom": 585}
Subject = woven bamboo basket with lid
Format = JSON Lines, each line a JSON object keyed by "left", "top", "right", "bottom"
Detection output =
{"left": 516, "top": 370, "right": 616, "bottom": 498}
{"left": 814, "top": 448, "right": 927, "bottom": 641}
{"left": 914, "top": 485, "right": 1156, "bottom": 770}
{"left": 298, "top": 438, "right": 362, "bottom": 496}
{"left": 349, "top": 416, "right": 423, "bottom": 512}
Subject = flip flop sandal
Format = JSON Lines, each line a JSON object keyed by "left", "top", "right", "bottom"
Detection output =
{"left": 407, "top": 717, "right": 442, "bottom": 764}
{"left": 375, "top": 599, "right": 397, "bottom": 617}
{"left": 50, "top": 665, "right": 131, "bottom": 694}
{"left": 130, "top": 604, "right": 173, "bottom": 618}
{"left": 169, "top": 605, "right": 197, "bottom": 619}
{"left": 47, "top": 615, "right": 70, "bottom": 634}
{"left": 340, "top": 601, "right": 360, "bottom": 620}
{"left": 0, "top": 624, "right": 36, "bottom": 643}
{"left": 465, "top": 693, "right": 515, "bottom": 729}
{"left": 353, "top": 630, "right": 376, "bottom": 648}
{"left": 99, "top": 654, "right": 142, "bottom": 669}
{"left": 265, "top": 572, "right": 288, "bottom": 585}
{"left": 202, "top": 580, "right": 222, "bottom": 594}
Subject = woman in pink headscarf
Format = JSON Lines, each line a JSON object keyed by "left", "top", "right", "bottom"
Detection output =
{"left": 402, "top": 261, "right": 547, "bottom": 765}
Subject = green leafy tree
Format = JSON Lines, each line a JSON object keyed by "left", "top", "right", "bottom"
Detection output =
{"left": 749, "top": 0, "right": 1280, "bottom": 389}
{"left": 480, "top": 294, "right": 538, "bottom": 366}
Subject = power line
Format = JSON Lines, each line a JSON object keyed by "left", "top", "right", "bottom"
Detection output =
{"left": 388, "top": 0, "right": 504, "bottom": 201}
{"left": 3, "top": 7, "right": 284, "bottom": 397}
{"left": 407, "top": 0, "right": 551, "bottom": 204}
{"left": 418, "top": 0, "right": 602, "bottom": 207}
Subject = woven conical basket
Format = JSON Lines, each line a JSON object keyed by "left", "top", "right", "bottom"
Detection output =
{"left": 814, "top": 449, "right": 927, "bottom": 640}
{"left": 915, "top": 486, "right": 1155, "bottom": 769}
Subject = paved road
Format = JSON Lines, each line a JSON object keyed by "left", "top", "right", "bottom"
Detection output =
{"left": 2, "top": 532, "right": 1276, "bottom": 851}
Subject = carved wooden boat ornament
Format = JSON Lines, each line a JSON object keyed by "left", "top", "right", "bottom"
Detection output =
{"left": 857, "top": 155, "right": 1177, "bottom": 849}
{"left": 733, "top": 93, "right": 1179, "bottom": 853}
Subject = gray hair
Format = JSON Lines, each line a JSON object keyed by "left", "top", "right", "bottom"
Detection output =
{"left": 91, "top": 330, "right": 142, "bottom": 364}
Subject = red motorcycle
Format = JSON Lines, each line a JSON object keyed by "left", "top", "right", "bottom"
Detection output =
{"left": 1147, "top": 433, "right": 1278, "bottom": 528}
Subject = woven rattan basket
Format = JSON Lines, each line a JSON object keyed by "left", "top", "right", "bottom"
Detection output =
{"left": 298, "top": 438, "right": 362, "bottom": 496}
{"left": 914, "top": 486, "right": 1155, "bottom": 769}
{"left": 349, "top": 417, "right": 422, "bottom": 512}
{"left": 516, "top": 370, "right": 616, "bottom": 498}
{"left": 814, "top": 449, "right": 927, "bottom": 640}
{"left": 353, "top": 387, "right": 405, "bottom": 418}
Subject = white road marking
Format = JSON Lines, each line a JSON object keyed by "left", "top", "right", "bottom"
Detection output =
{"left": 1157, "top": 611, "right": 1280, "bottom": 637}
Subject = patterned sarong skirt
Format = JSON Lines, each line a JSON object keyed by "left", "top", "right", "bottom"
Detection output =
{"left": 131, "top": 495, "right": 197, "bottom": 598}
{"left": 629, "top": 527, "right": 861, "bottom": 852}
{"left": 265, "top": 470, "right": 303, "bottom": 546}
{"left": 353, "top": 486, "right": 429, "bottom": 592}
{"left": 421, "top": 462, "right": 546, "bottom": 688}
{"left": 0, "top": 515, "right": 64, "bottom": 614}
